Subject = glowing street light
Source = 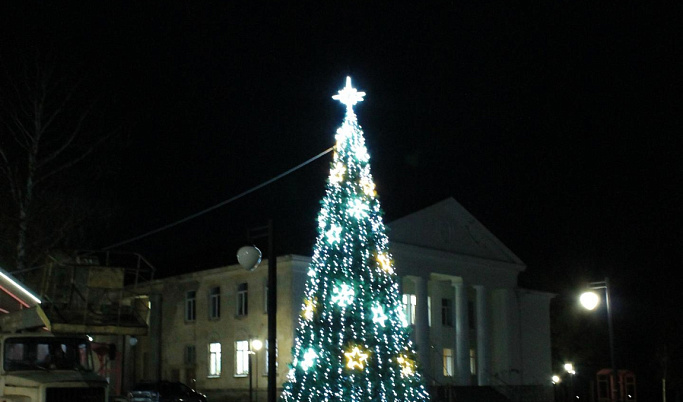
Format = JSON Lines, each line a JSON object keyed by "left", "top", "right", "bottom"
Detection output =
{"left": 565, "top": 363, "right": 576, "bottom": 402}
{"left": 579, "top": 291, "right": 600, "bottom": 311}
{"left": 580, "top": 278, "right": 617, "bottom": 402}
{"left": 564, "top": 363, "right": 575, "bottom": 375}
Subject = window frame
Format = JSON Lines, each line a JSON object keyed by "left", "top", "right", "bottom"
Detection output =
{"left": 185, "top": 291, "right": 196, "bottom": 322}
{"left": 402, "top": 293, "right": 416, "bottom": 325}
{"left": 185, "top": 344, "right": 196, "bottom": 366}
{"left": 208, "top": 342, "right": 221, "bottom": 378}
{"left": 264, "top": 339, "right": 278, "bottom": 375}
{"left": 236, "top": 283, "right": 248, "bottom": 317}
{"left": 441, "top": 298, "right": 453, "bottom": 327}
{"left": 209, "top": 286, "right": 221, "bottom": 320}
{"left": 235, "top": 340, "right": 249, "bottom": 377}
{"left": 443, "top": 348, "right": 454, "bottom": 377}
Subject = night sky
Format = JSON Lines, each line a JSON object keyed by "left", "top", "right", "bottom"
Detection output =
{"left": 1, "top": 1, "right": 681, "bottom": 397}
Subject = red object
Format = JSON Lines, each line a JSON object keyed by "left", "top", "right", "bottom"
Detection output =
{"left": 596, "top": 369, "right": 636, "bottom": 402}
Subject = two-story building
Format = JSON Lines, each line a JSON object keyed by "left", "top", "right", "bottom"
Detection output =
{"left": 127, "top": 198, "right": 554, "bottom": 401}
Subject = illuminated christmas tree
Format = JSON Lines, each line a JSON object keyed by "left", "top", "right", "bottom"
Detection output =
{"left": 280, "top": 77, "right": 431, "bottom": 402}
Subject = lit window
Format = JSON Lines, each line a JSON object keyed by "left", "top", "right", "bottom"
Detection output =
{"left": 237, "top": 283, "right": 248, "bottom": 316}
{"left": 265, "top": 339, "right": 278, "bottom": 374}
{"left": 470, "top": 348, "right": 477, "bottom": 375}
{"left": 208, "top": 343, "right": 221, "bottom": 377}
{"left": 209, "top": 287, "right": 220, "bottom": 319}
{"left": 443, "top": 348, "right": 454, "bottom": 377}
{"left": 235, "top": 340, "right": 249, "bottom": 376}
{"left": 427, "top": 296, "right": 432, "bottom": 327}
{"left": 185, "top": 291, "right": 196, "bottom": 322}
{"left": 402, "top": 294, "right": 416, "bottom": 325}
{"left": 441, "top": 298, "right": 453, "bottom": 327}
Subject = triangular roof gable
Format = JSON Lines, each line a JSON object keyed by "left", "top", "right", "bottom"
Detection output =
{"left": 388, "top": 197, "right": 524, "bottom": 266}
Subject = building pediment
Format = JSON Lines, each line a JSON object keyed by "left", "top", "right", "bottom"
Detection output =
{"left": 388, "top": 197, "right": 524, "bottom": 268}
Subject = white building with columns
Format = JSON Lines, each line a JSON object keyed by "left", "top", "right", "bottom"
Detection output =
{"left": 390, "top": 198, "right": 554, "bottom": 396}
{"left": 128, "top": 198, "right": 553, "bottom": 401}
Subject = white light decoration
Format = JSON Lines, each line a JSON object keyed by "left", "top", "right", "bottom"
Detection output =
{"left": 348, "top": 198, "right": 369, "bottom": 219}
{"left": 281, "top": 77, "right": 431, "bottom": 402}
{"left": 331, "top": 282, "right": 355, "bottom": 307}
{"left": 325, "top": 224, "right": 342, "bottom": 244}
{"left": 332, "top": 76, "right": 366, "bottom": 111}
{"left": 0, "top": 269, "right": 42, "bottom": 305}
{"left": 301, "top": 348, "right": 318, "bottom": 371}
{"left": 397, "top": 306, "right": 408, "bottom": 327}
{"left": 372, "top": 304, "right": 388, "bottom": 327}
{"left": 330, "top": 161, "right": 346, "bottom": 184}
{"left": 360, "top": 176, "right": 376, "bottom": 197}
{"left": 351, "top": 142, "right": 370, "bottom": 162}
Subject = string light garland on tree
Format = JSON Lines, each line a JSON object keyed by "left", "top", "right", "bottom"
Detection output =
{"left": 281, "top": 77, "right": 431, "bottom": 402}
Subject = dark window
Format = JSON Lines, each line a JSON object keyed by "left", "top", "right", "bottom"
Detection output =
{"left": 441, "top": 298, "right": 453, "bottom": 327}
{"left": 237, "top": 283, "right": 248, "bottom": 316}
{"left": 185, "top": 291, "right": 196, "bottom": 322}
{"left": 209, "top": 287, "right": 220, "bottom": 319}
{"left": 184, "top": 345, "right": 196, "bottom": 365}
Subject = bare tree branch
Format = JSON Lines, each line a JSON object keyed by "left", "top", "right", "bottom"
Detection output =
{"left": 36, "top": 100, "right": 93, "bottom": 170}
{"left": 0, "top": 53, "right": 112, "bottom": 271}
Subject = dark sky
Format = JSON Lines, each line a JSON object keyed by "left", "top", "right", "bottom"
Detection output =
{"left": 2, "top": 1, "right": 682, "bottom": 393}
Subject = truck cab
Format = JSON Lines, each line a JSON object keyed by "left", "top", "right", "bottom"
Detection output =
{"left": 0, "top": 332, "right": 108, "bottom": 402}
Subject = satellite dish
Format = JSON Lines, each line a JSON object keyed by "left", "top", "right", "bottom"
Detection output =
{"left": 237, "top": 245, "right": 262, "bottom": 271}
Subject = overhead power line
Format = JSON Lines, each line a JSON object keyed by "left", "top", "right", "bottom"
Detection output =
{"left": 103, "top": 146, "right": 334, "bottom": 251}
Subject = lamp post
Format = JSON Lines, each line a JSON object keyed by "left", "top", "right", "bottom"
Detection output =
{"left": 580, "top": 278, "right": 617, "bottom": 402}
{"left": 237, "top": 220, "right": 276, "bottom": 402}
{"left": 249, "top": 339, "right": 263, "bottom": 402}
{"left": 564, "top": 363, "right": 576, "bottom": 402}
{"left": 552, "top": 375, "right": 561, "bottom": 402}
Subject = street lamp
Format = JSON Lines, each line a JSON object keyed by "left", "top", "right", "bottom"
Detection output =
{"left": 249, "top": 339, "right": 263, "bottom": 402}
{"left": 237, "top": 220, "right": 276, "bottom": 402}
{"left": 552, "top": 375, "right": 562, "bottom": 402}
{"left": 564, "top": 363, "right": 576, "bottom": 402}
{"left": 580, "top": 278, "right": 617, "bottom": 402}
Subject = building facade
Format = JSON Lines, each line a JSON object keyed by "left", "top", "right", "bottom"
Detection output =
{"left": 130, "top": 198, "right": 554, "bottom": 401}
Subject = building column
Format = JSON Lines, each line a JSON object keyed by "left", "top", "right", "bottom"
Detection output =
{"left": 414, "top": 276, "right": 431, "bottom": 381}
{"left": 475, "top": 285, "right": 491, "bottom": 385}
{"left": 454, "top": 282, "right": 471, "bottom": 385}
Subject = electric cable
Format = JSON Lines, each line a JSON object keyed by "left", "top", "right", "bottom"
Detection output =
{"left": 102, "top": 146, "right": 334, "bottom": 250}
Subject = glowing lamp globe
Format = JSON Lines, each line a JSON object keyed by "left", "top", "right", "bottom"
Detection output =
{"left": 580, "top": 291, "right": 600, "bottom": 310}
{"left": 251, "top": 339, "right": 263, "bottom": 351}
{"left": 237, "top": 245, "right": 262, "bottom": 271}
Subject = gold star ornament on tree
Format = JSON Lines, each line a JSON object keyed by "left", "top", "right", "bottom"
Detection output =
{"left": 344, "top": 346, "right": 370, "bottom": 370}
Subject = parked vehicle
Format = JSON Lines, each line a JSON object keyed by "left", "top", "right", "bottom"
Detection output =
{"left": 127, "top": 381, "right": 207, "bottom": 402}
{"left": 0, "top": 332, "right": 109, "bottom": 402}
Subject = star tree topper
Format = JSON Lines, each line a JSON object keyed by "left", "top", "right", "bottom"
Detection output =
{"left": 332, "top": 76, "right": 366, "bottom": 113}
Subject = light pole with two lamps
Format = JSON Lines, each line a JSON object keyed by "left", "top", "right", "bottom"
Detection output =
{"left": 564, "top": 363, "right": 576, "bottom": 402}
{"left": 579, "top": 278, "right": 617, "bottom": 402}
